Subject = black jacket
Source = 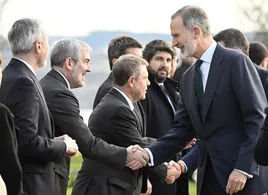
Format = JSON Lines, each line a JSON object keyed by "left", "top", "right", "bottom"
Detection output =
{"left": 0, "top": 58, "right": 66, "bottom": 195}
{"left": 40, "top": 69, "right": 128, "bottom": 195}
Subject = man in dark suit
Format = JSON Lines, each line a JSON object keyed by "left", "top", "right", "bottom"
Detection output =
{"left": 93, "top": 35, "right": 143, "bottom": 108}
{"left": 40, "top": 39, "right": 150, "bottom": 195}
{"left": 176, "top": 27, "right": 268, "bottom": 193}
{"left": 249, "top": 41, "right": 268, "bottom": 70}
{"left": 141, "top": 6, "right": 266, "bottom": 195}
{"left": 72, "top": 54, "right": 178, "bottom": 195}
{"left": 0, "top": 53, "right": 24, "bottom": 195}
{"left": 140, "top": 39, "right": 191, "bottom": 195}
{"left": 0, "top": 18, "right": 79, "bottom": 195}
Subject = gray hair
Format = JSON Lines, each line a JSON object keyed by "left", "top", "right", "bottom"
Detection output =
{"left": 50, "top": 39, "right": 91, "bottom": 68}
{"left": 8, "top": 18, "right": 45, "bottom": 55}
{"left": 113, "top": 54, "right": 148, "bottom": 86}
{"left": 171, "top": 5, "right": 211, "bottom": 37}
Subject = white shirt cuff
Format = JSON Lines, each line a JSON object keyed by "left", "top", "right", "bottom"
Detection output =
{"left": 63, "top": 141, "right": 68, "bottom": 152}
{"left": 179, "top": 160, "right": 188, "bottom": 173}
{"left": 235, "top": 169, "right": 253, "bottom": 178}
{"left": 144, "top": 148, "right": 154, "bottom": 166}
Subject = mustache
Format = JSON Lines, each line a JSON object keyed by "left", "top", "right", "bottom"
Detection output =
{"left": 158, "top": 67, "right": 168, "bottom": 72}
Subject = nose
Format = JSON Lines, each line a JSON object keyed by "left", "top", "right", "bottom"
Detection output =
{"left": 147, "top": 78, "right": 150, "bottom": 86}
{"left": 162, "top": 60, "right": 169, "bottom": 68}
{"left": 86, "top": 63, "right": 91, "bottom": 72}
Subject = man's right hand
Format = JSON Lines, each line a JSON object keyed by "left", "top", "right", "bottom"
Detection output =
{"left": 165, "top": 160, "right": 182, "bottom": 184}
{"left": 126, "top": 145, "right": 149, "bottom": 170}
{"left": 60, "top": 134, "right": 78, "bottom": 158}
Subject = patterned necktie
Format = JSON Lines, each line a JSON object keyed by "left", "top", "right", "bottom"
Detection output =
{"left": 194, "top": 59, "right": 204, "bottom": 119}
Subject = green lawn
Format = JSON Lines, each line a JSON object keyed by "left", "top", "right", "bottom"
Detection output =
{"left": 66, "top": 153, "right": 197, "bottom": 195}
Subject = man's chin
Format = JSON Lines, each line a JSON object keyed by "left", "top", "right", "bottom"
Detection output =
{"left": 155, "top": 75, "right": 167, "bottom": 83}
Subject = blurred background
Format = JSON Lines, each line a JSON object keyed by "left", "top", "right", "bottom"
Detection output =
{"left": 0, "top": 1, "right": 267, "bottom": 194}
{"left": 1, "top": 0, "right": 267, "bottom": 114}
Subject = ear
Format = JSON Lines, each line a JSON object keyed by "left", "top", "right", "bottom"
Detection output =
{"left": 65, "top": 57, "right": 73, "bottom": 71}
{"left": 35, "top": 40, "right": 42, "bottom": 54}
{"left": 112, "top": 58, "right": 117, "bottom": 65}
{"left": 127, "top": 75, "right": 135, "bottom": 88}
{"left": 193, "top": 27, "right": 201, "bottom": 39}
{"left": 260, "top": 57, "right": 268, "bottom": 69}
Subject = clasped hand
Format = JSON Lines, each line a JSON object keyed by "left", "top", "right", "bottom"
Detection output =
{"left": 165, "top": 160, "right": 184, "bottom": 184}
{"left": 125, "top": 145, "right": 149, "bottom": 170}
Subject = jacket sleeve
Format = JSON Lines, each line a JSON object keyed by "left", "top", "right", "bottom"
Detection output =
{"left": 50, "top": 90, "right": 127, "bottom": 169}
{"left": 231, "top": 55, "right": 266, "bottom": 173}
{"left": 254, "top": 107, "right": 268, "bottom": 165}
{"left": 181, "top": 143, "right": 199, "bottom": 173}
{"left": 0, "top": 104, "right": 24, "bottom": 195}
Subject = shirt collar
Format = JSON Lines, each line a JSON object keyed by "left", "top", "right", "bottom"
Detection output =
{"left": 13, "top": 57, "right": 36, "bottom": 75}
{"left": 53, "top": 69, "right": 71, "bottom": 90}
{"left": 113, "top": 87, "right": 134, "bottom": 111}
{"left": 200, "top": 40, "right": 217, "bottom": 63}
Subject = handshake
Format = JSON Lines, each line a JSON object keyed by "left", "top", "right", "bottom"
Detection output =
{"left": 125, "top": 145, "right": 185, "bottom": 184}
{"left": 125, "top": 138, "right": 196, "bottom": 171}
{"left": 165, "top": 160, "right": 185, "bottom": 184}
{"left": 125, "top": 145, "right": 149, "bottom": 170}
{"left": 55, "top": 134, "right": 79, "bottom": 158}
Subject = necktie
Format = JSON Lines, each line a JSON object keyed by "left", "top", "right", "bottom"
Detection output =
{"left": 194, "top": 59, "right": 204, "bottom": 119}
{"left": 159, "top": 84, "right": 176, "bottom": 114}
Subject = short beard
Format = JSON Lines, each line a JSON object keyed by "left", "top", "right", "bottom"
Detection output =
{"left": 155, "top": 70, "right": 168, "bottom": 83}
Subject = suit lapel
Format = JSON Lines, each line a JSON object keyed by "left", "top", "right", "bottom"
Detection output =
{"left": 135, "top": 101, "right": 146, "bottom": 136}
{"left": 48, "top": 69, "right": 69, "bottom": 89}
{"left": 203, "top": 45, "right": 224, "bottom": 121}
{"left": 110, "top": 88, "right": 143, "bottom": 135}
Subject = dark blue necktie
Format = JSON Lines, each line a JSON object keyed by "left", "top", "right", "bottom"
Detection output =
{"left": 194, "top": 59, "right": 204, "bottom": 119}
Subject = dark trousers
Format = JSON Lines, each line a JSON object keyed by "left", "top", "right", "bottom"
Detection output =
{"left": 201, "top": 157, "right": 226, "bottom": 195}
{"left": 201, "top": 157, "right": 267, "bottom": 195}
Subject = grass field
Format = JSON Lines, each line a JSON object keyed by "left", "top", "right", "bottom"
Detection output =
{"left": 66, "top": 153, "right": 197, "bottom": 195}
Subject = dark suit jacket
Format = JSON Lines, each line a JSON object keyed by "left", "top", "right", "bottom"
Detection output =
{"left": 182, "top": 62, "right": 268, "bottom": 192}
{"left": 255, "top": 107, "right": 268, "bottom": 165}
{"left": 140, "top": 75, "right": 189, "bottom": 195}
{"left": 93, "top": 72, "right": 113, "bottom": 109}
{"left": 255, "top": 64, "right": 268, "bottom": 99}
{"left": 40, "top": 69, "right": 128, "bottom": 195}
{"left": 72, "top": 88, "right": 166, "bottom": 195}
{"left": 0, "top": 58, "right": 66, "bottom": 195}
{"left": 0, "top": 103, "right": 24, "bottom": 195}
{"left": 254, "top": 107, "right": 268, "bottom": 193}
{"left": 148, "top": 45, "right": 267, "bottom": 195}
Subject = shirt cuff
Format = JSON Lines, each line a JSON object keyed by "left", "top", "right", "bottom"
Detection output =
{"left": 63, "top": 140, "right": 68, "bottom": 152}
{"left": 235, "top": 169, "right": 253, "bottom": 178}
{"left": 144, "top": 148, "right": 154, "bottom": 166}
{"left": 179, "top": 160, "right": 188, "bottom": 173}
